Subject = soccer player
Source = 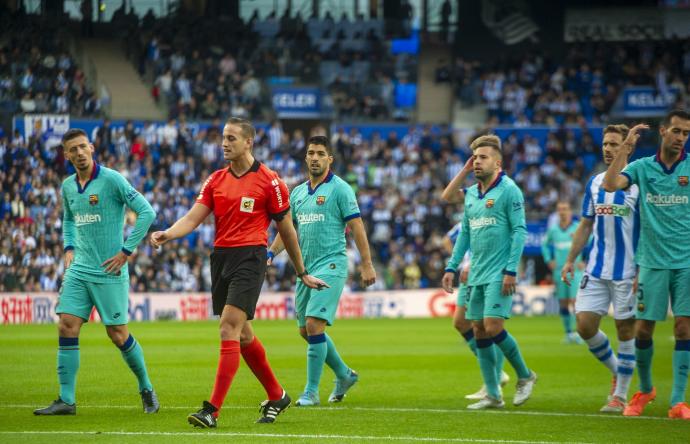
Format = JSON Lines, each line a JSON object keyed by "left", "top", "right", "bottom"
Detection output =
{"left": 442, "top": 135, "right": 536, "bottom": 410}
{"left": 34, "top": 129, "right": 159, "bottom": 415}
{"left": 541, "top": 201, "right": 585, "bottom": 344}
{"left": 267, "top": 136, "right": 376, "bottom": 406}
{"left": 561, "top": 124, "right": 639, "bottom": 413}
{"left": 150, "top": 117, "right": 327, "bottom": 427}
{"left": 442, "top": 155, "right": 509, "bottom": 400}
{"left": 603, "top": 109, "right": 690, "bottom": 420}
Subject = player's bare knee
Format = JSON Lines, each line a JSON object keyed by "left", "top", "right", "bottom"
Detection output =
{"left": 635, "top": 320, "right": 655, "bottom": 340}
{"left": 674, "top": 317, "right": 690, "bottom": 340}
{"left": 298, "top": 328, "right": 308, "bottom": 341}
{"left": 305, "top": 318, "right": 326, "bottom": 336}
{"left": 58, "top": 316, "right": 81, "bottom": 337}
{"left": 106, "top": 325, "right": 129, "bottom": 347}
{"left": 615, "top": 319, "right": 635, "bottom": 341}
{"left": 239, "top": 330, "right": 254, "bottom": 347}
{"left": 576, "top": 317, "right": 597, "bottom": 340}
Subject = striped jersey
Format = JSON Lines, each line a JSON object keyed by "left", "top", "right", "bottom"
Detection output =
{"left": 581, "top": 172, "right": 639, "bottom": 280}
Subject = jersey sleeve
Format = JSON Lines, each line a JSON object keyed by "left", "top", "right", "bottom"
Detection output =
{"left": 112, "top": 172, "right": 156, "bottom": 255}
{"left": 504, "top": 184, "right": 527, "bottom": 275}
{"left": 541, "top": 227, "right": 554, "bottom": 263}
{"left": 446, "top": 211, "right": 470, "bottom": 272}
{"left": 621, "top": 159, "right": 641, "bottom": 188}
{"left": 581, "top": 176, "right": 595, "bottom": 219}
{"left": 267, "top": 175, "right": 290, "bottom": 221}
{"left": 338, "top": 183, "right": 361, "bottom": 222}
{"left": 61, "top": 185, "right": 75, "bottom": 252}
{"left": 196, "top": 172, "right": 216, "bottom": 210}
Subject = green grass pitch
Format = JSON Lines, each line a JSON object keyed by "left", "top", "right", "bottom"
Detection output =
{"left": 1, "top": 316, "right": 688, "bottom": 443}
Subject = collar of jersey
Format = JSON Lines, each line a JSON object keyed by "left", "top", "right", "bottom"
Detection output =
{"left": 227, "top": 159, "right": 260, "bottom": 178}
{"left": 476, "top": 171, "right": 504, "bottom": 199}
{"left": 307, "top": 170, "right": 334, "bottom": 195}
{"left": 75, "top": 163, "right": 100, "bottom": 194}
{"left": 654, "top": 149, "right": 687, "bottom": 175}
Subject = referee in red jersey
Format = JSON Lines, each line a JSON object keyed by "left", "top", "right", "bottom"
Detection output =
{"left": 151, "top": 117, "right": 327, "bottom": 428}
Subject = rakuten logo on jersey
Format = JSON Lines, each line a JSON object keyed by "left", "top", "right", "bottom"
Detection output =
{"left": 469, "top": 217, "right": 497, "bottom": 229}
{"left": 645, "top": 193, "right": 689, "bottom": 206}
{"left": 594, "top": 203, "right": 631, "bottom": 217}
{"left": 74, "top": 213, "right": 102, "bottom": 226}
{"left": 297, "top": 213, "right": 325, "bottom": 224}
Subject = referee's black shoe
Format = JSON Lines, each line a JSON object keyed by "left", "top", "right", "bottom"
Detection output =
{"left": 34, "top": 398, "right": 76, "bottom": 415}
{"left": 256, "top": 390, "right": 291, "bottom": 423}
{"left": 187, "top": 401, "right": 218, "bottom": 428}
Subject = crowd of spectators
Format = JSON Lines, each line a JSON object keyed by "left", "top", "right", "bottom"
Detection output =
{"left": 0, "top": 116, "right": 605, "bottom": 294}
{"left": 0, "top": 16, "right": 102, "bottom": 118}
{"left": 122, "top": 10, "right": 416, "bottom": 121}
{"left": 440, "top": 39, "right": 690, "bottom": 125}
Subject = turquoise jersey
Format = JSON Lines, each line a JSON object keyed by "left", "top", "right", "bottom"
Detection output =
{"left": 446, "top": 172, "right": 527, "bottom": 286}
{"left": 291, "top": 171, "right": 361, "bottom": 277}
{"left": 61, "top": 164, "right": 156, "bottom": 283}
{"left": 622, "top": 151, "right": 690, "bottom": 269}
{"left": 541, "top": 221, "right": 582, "bottom": 269}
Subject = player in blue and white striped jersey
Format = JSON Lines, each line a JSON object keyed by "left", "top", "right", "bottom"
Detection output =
{"left": 561, "top": 124, "right": 639, "bottom": 414}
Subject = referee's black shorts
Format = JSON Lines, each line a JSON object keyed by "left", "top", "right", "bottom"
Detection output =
{"left": 210, "top": 246, "right": 267, "bottom": 319}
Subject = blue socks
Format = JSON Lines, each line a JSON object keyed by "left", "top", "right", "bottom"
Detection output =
{"left": 118, "top": 334, "right": 153, "bottom": 392}
{"left": 57, "top": 337, "right": 79, "bottom": 405}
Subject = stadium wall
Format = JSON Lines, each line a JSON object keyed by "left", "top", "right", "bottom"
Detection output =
{"left": 1, "top": 287, "right": 561, "bottom": 324}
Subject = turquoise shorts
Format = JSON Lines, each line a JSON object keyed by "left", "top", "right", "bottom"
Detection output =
{"left": 296, "top": 274, "right": 347, "bottom": 327}
{"left": 456, "top": 283, "right": 469, "bottom": 308}
{"left": 466, "top": 281, "right": 513, "bottom": 321}
{"left": 56, "top": 275, "right": 129, "bottom": 325}
{"left": 554, "top": 269, "right": 581, "bottom": 299}
{"left": 636, "top": 266, "right": 690, "bottom": 321}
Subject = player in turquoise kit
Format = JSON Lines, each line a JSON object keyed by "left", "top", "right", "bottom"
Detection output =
{"left": 34, "top": 129, "right": 158, "bottom": 415}
{"left": 603, "top": 110, "right": 690, "bottom": 420}
{"left": 269, "top": 135, "right": 376, "bottom": 406}
{"left": 541, "top": 201, "right": 586, "bottom": 344}
{"left": 442, "top": 135, "right": 536, "bottom": 410}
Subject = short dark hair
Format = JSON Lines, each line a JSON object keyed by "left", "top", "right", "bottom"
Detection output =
{"left": 61, "top": 128, "right": 88, "bottom": 144}
{"left": 225, "top": 117, "right": 256, "bottom": 140}
{"left": 662, "top": 109, "right": 690, "bottom": 126}
{"left": 307, "top": 135, "right": 332, "bottom": 155}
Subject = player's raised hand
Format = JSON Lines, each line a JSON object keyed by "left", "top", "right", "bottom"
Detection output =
{"left": 622, "top": 123, "right": 650, "bottom": 154}
{"left": 561, "top": 261, "right": 575, "bottom": 287}
{"left": 150, "top": 230, "right": 169, "bottom": 248}
{"left": 501, "top": 274, "right": 517, "bottom": 296}
{"left": 442, "top": 271, "right": 455, "bottom": 293}
{"left": 360, "top": 262, "right": 377, "bottom": 287}
{"left": 102, "top": 251, "right": 128, "bottom": 274}
{"left": 301, "top": 274, "right": 330, "bottom": 290}
{"left": 64, "top": 250, "right": 74, "bottom": 269}
{"left": 461, "top": 154, "right": 475, "bottom": 173}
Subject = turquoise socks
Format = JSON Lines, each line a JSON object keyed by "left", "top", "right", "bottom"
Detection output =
{"left": 493, "top": 329, "right": 530, "bottom": 379}
{"left": 671, "top": 339, "right": 690, "bottom": 406}
{"left": 118, "top": 334, "right": 152, "bottom": 392}
{"left": 635, "top": 339, "right": 654, "bottom": 394}
{"left": 476, "top": 338, "right": 500, "bottom": 399}
{"left": 324, "top": 333, "right": 349, "bottom": 379}
{"left": 57, "top": 337, "right": 79, "bottom": 405}
{"left": 306, "top": 333, "right": 327, "bottom": 394}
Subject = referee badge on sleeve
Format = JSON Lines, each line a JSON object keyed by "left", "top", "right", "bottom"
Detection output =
{"left": 240, "top": 197, "right": 255, "bottom": 213}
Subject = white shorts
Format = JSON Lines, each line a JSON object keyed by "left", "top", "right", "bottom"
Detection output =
{"left": 575, "top": 274, "right": 635, "bottom": 320}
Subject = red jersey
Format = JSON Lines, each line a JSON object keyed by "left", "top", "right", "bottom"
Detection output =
{"left": 196, "top": 160, "right": 290, "bottom": 247}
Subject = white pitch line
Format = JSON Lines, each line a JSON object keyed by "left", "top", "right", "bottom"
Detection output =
{"left": 0, "top": 403, "right": 674, "bottom": 421}
{"left": 0, "top": 430, "right": 594, "bottom": 444}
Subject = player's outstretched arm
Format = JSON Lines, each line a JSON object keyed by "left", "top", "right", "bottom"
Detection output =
{"left": 561, "top": 218, "right": 593, "bottom": 286}
{"left": 441, "top": 155, "right": 473, "bottom": 203}
{"left": 347, "top": 217, "right": 376, "bottom": 287}
{"left": 150, "top": 203, "right": 211, "bottom": 247}
{"left": 274, "top": 214, "right": 329, "bottom": 290}
{"left": 603, "top": 123, "right": 649, "bottom": 192}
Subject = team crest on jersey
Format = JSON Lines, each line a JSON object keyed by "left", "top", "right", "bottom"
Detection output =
{"left": 486, "top": 199, "right": 494, "bottom": 208}
{"left": 88, "top": 194, "right": 99, "bottom": 206}
{"left": 316, "top": 196, "right": 326, "bottom": 205}
{"left": 240, "top": 197, "right": 255, "bottom": 213}
{"left": 679, "top": 176, "right": 688, "bottom": 186}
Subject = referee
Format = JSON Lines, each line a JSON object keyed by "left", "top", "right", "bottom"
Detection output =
{"left": 151, "top": 117, "right": 327, "bottom": 428}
